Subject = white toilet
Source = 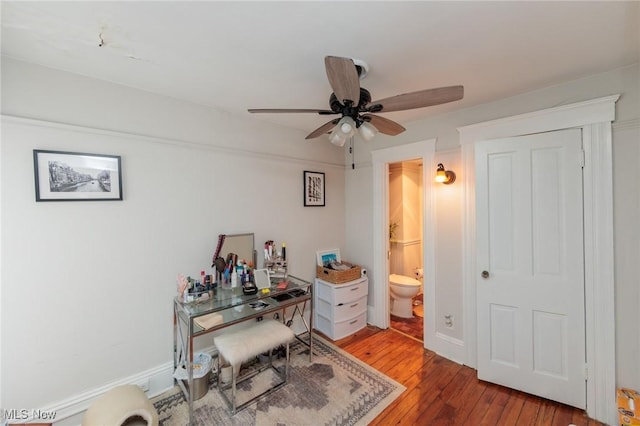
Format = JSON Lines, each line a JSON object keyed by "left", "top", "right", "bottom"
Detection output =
{"left": 389, "top": 274, "right": 422, "bottom": 318}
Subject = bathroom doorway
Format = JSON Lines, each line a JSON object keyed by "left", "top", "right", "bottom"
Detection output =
{"left": 370, "top": 138, "right": 436, "bottom": 351}
{"left": 388, "top": 159, "right": 424, "bottom": 341}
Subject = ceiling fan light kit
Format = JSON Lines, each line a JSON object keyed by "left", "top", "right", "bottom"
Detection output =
{"left": 337, "top": 116, "right": 356, "bottom": 137}
{"left": 329, "top": 130, "right": 347, "bottom": 147}
{"left": 358, "top": 121, "right": 378, "bottom": 141}
{"left": 248, "top": 56, "right": 464, "bottom": 145}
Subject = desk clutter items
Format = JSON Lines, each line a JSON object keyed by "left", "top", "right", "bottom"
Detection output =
{"left": 177, "top": 273, "right": 215, "bottom": 303}
{"left": 242, "top": 280, "right": 258, "bottom": 295}
{"left": 211, "top": 233, "right": 257, "bottom": 290}
{"left": 619, "top": 388, "right": 640, "bottom": 425}
{"left": 263, "top": 240, "right": 285, "bottom": 261}
{"left": 264, "top": 240, "right": 288, "bottom": 279}
{"left": 194, "top": 312, "right": 223, "bottom": 330}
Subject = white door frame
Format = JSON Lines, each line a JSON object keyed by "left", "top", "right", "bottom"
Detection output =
{"left": 370, "top": 139, "right": 436, "bottom": 349}
{"left": 458, "top": 95, "right": 619, "bottom": 425}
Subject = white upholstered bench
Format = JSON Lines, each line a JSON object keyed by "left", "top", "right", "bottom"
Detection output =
{"left": 213, "top": 319, "right": 295, "bottom": 414}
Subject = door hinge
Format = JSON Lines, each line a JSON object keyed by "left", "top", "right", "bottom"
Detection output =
{"left": 584, "top": 363, "right": 588, "bottom": 380}
{"left": 579, "top": 148, "right": 585, "bottom": 168}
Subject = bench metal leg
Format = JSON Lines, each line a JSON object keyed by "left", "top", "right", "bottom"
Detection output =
{"left": 217, "top": 343, "right": 290, "bottom": 415}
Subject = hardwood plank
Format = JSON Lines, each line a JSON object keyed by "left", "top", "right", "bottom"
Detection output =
{"left": 479, "top": 386, "right": 512, "bottom": 425}
{"left": 328, "top": 327, "right": 607, "bottom": 426}
{"left": 515, "top": 395, "right": 544, "bottom": 426}
{"left": 396, "top": 357, "right": 465, "bottom": 425}
{"left": 464, "top": 382, "right": 501, "bottom": 422}
{"left": 553, "top": 402, "right": 578, "bottom": 426}
{"left": 496, "top": 388, "right": 527, "bottom": 425}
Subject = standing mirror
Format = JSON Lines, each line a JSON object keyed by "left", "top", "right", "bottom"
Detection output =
{"left": 220, "top": 233, "right": 256, "bottom": 267}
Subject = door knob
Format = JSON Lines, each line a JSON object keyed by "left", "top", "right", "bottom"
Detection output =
{"left": 481, "top": 270, "right": 490, "bottom": 279}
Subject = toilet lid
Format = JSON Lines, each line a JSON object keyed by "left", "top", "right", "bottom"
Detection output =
{"left": 389, "top": 274, "right": 421, "bottom": 286}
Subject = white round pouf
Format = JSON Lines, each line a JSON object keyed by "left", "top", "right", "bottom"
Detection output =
{"left": 82, "top": 385, "right": 159, "bottom": 426}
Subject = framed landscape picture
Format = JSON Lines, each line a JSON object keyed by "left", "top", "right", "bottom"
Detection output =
{"left": 303, "top": 170, "right": 325, "bottom": 207}
{"left": 316, "top": 248, "right": 341, "bottom": 267}
{"left": 33, "top": 150, "right": 123, "bottom": 201}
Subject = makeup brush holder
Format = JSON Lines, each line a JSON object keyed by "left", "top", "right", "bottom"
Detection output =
{"left": 264, "top": 259, "right": 287, "bottom": 279}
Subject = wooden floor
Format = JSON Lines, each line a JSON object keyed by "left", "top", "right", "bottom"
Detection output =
{"left": 390, "top": 311, "right": 423, "bottom": 341}
{"left": 331, "top": 326, "right": 605, "bottom": 426}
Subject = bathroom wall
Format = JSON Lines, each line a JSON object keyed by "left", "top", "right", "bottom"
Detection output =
{"left": 388, "top": 161, "right": 423, "bottom": 277}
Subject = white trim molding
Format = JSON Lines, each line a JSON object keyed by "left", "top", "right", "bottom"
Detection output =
{"left": 457, "top": 95, "right": 619, "bottom": 425}
{"left": 39, "top": 362, "right": 174, "bottom": 425}
{"left": 1, "top": 114, "right": 345, "bottom": 170}
{"left": 371, "top": 139, "right": 439, "bottom": 352}
{"left": 434, "top": 333, "right": 465, "bottom": 365}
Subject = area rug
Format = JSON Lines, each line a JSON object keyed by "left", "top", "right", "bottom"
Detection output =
{"left": 153, "top": 334, "right": 405, "bottom": 425}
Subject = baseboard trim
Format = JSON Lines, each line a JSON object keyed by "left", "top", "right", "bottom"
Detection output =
{"left": 434, "top": 332, "right": 465, "bottom": 365}
{"left": 42, "top": 362, "right": 174, "bottom": 425}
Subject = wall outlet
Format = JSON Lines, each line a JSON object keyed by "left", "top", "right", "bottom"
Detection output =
{"left": 444, "top": 314, "right": 454, "bottom": 328}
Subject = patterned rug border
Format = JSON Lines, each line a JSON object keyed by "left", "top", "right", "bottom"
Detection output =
{"left": 153, "top": 333, "right": 406, "bottom": 425}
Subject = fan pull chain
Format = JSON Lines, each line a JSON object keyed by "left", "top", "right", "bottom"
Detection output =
{"left": 350, "top": 136, "right": 355, "bottom": 169}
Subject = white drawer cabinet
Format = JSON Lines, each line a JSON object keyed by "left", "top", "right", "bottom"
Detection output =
{"left": 314, "top": 276, "right": 368, "bottom": 340}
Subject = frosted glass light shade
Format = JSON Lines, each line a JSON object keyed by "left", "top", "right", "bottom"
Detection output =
{"left": 337, "top": 116, "right": 356, "bottom": 138}
{"left": 359, "top": 121, "right": 377, "bottom": 141}
{"left": 329, "top": 131, "right": 347, "bottom": 147}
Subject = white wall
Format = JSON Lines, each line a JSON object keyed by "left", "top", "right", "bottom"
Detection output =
{"left": 433, "top": 150, "right": 463, "bottom": 338}
{"left": 388, "top": 162, "right": 423, "bottom": 278}
{"left": 345, "top": 64, "right": 640, "bottom": 389}
{"left": 0, "top": 57, "right": 346, "bottom": 416}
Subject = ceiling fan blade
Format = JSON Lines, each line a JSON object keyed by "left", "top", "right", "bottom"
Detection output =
{"left": 371, "top": 85, "right": 464, "bottom": 113}
{"left": 363, "top": 114, "right": 406, "bottom": 136}
{"left": 325, "top": 56, "right": 360, "bottom": 105}
{"left": 248, "top": 108, "right": 336, "bottom": 115}
{"left": 305, "top": 118, "right": 340, "bottom": 139}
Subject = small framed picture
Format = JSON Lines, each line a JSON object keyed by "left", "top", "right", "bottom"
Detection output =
{"left": 304, "top": 170, "right": 325, "bottom": 207}
{"left": 33, "top": 150, "right": 122, "bottom": 201}
{"left": 316, "top": 249, "right": 341, "bottom": 267}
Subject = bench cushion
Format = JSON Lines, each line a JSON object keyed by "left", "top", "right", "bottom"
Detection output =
{"left": 214, "top": 319, "right": 294, "bottom": 368}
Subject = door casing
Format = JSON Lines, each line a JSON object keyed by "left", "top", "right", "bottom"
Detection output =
{"left": 370, "top": 139, "right": 436, "bottom": 349}
{"left": 458, "top": 95, "right": 619, "bottom": 425}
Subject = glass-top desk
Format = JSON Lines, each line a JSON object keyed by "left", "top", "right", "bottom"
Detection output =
{"left": 173, "top": 275, "right": 313, "bottom": 424}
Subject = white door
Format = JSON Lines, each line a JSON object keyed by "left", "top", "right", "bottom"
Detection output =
{"left": 475, "top": 129, "right": 586, "bottom": 409}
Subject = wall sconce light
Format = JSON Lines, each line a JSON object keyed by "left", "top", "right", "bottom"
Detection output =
{"left": 435, "top": 163, "right": 456, "bottom": 184}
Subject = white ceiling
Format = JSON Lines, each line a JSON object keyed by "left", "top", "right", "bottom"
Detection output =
{"left": 2, "top": 1, "right": 638, "bottom": 136}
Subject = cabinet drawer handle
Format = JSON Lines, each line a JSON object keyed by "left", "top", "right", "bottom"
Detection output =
{"left": 337, "top": 303, "right": 344, "bottom": 306}
{"left": 350, "top": 303, "right": 358, "bottom": 308}
{"left": 350, "top": 287, "right": 359, "bottom": 291}
{"left": 349, "top": 319, "right": 358, "bottom": 325}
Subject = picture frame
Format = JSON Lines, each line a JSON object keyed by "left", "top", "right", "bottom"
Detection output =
{"left": 303, "top": 170, "right": 325, "bottom": 207}
{"left": 316, "top": 248, "right": 341, "bottom": 267}
{"left": 33, "top": 149, "right": 123, "bottom": 202}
